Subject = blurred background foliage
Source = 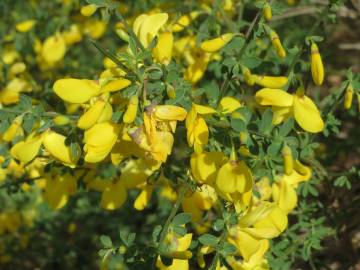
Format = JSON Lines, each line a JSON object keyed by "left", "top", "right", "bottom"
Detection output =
{"left": 0, "top": 0, "right": 359, "bottom": 269}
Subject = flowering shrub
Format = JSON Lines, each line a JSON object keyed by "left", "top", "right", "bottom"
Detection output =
{"left": 0, "top": 0, "right": 359, "bottom": 269}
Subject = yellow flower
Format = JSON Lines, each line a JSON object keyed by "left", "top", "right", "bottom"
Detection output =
{"left": 121, "top": 158, "right": 160, "bottom": 189}
{"left": 10, "top": 133, "right": 43, "bottom": 163}
{"left": 174, "top": 36, "right": 211, "bottom": 84}
{"left": 190, "top": 151, "right": 227, "bottom": 184}
{"left": 272, "top": 160, "right": 311, "bottom": 213}
{"left": 53, "top": 78, "right": 101, "bottom": 103}
{"left": 215, "top": 160, "right": 253, "bottom": 196}
{"left": 154, "top": 105, "right": 188, "bottom": 121}
{"left": 228, "top": 203, "right": 288, "bottom": 262}
{"left": 310, "top": 42, "right": 324, "bottom": 86}
{"left": 42, "top": 34, "right": 66, "bottom": 64}
{"left": 250, "top": 75, "right": 288, "bottom": 89}
{"left": 130, "top": 105, "right": 186, "bottom": 162}
{"left": 255, "top": 88, "right": 324, "bottom": 133}
{"left": 43, "top": 173, "right": 77, "bottom": 210}
{"left": 200, "top": 33, "right": 234, "bottom": 53}
{"left": 156, "top": 233, "right": 193, "bottom": 270}
{"left": 77, "top": 99, "right": 106, "bottom": 129}
{"left": 62, "top": 24, "right": 82, "bottom": 45}
{"left": 83, "top": 122, "right": 120, "bottom": 163}
{"left": 134, "top": 185, "right": 154, "bottom": 211}
{"left": 171, "top": 12, "right": 199, "bottom": 32}
{"left": 43, "top": 131, "right": 79, "bottom": 167}
{"left": 80, "top": 4, "right": 97, "bottom": 17}
{"left": 2, "top": 115, "right": 23, "bottom": 142}
{"left": 15, "top": 20, "right": 36, "bottom": 33}
{"left": 83, "top": 20, "right": 107, "bottom": 39}
{"left": 186, "top": 104, "right": 216, "bottom": 150}
{"left": 9, "top": 62, "right": 26, "bottom": 76}
{"left": 99, "top": 78, "right": 131, "bottom": 93}
{"left": 0, "top": 78, "right": 32, "bottom": 105}
{"left": 218, "top": 96, "right": 242, "bottom": 114}
{"left": 153, "top": 32, "right": 174, "bottom": 65}
{"left": 292, "top": 93, "right": 324, "bottom": 133}
{"left": 182, "top": 184, "right": 217, "bottom": 222}
{"left": 133, "top": 13, "right": 169, "bottom": 48}
{"left": 101, "top": 181, "right": 127, "bottom": 210}
{"left": 123, "top": 95, "right": 139, "bottom": 123}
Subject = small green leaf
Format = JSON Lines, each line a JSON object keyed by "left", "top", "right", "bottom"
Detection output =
{"left": 173, "top": 213, "right": 192, "bottom": 226}
{"left": 231, "top": 118, "right": 246, "bottom": 132}
{"left": 152, "top": 225, "right": 162, "bottom": 243}
{"left": 100, "top": 235, "right": 113, "bottom": 248}
{"left": 278, "top": 118, "right": 294, "bottom": 137}
{"left": 259, "top": 108, "right": 273, "bottom": 134}
{"left": 213, "top": 219, "right": 224, "bottom": 231}
{"left": 220, "top": 242, "right": 237, "bottom": 256}
{"left": 198, "top": 234, "right": 219, "bottom": 247}
{"left": 172, "top": 225, "right": 187, "bottom": 236}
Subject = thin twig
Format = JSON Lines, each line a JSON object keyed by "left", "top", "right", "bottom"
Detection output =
{"left": 158, "top": 184, "right": 189, "bottom": 251}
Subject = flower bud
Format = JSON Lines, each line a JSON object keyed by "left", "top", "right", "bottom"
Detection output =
{"left": 3, "top": 116, "right": 23, "bottom": 142}
{"left": 253, "top": 75, "right": 288, "bottom": 88}
{"left": 282, "top": 144, "right": 293, "bottom": 175}
{"left": 80, "top": 4, "right": 97, "bottom": 17}
{"left": 53, "top": 115, "right": 71, "bottom": 125}
{"left": 344, "top": 83, "right": 353, "bottom": 110}
{"left": 200, "top": 33, "right": 234, "bottom": 53}
{"left": 242, "top": 67, "right": 254, "bottom": 86}
{"left": 123, "top": 95, "right": 139, "bottom": 124}
{"left": 115, "top": 28, "right": 129, "bottom": 42}
{"left": 310, "top": 42, "right": 324, "bottom": 86}
{"left": 167, "top": 250, "right": 193, "bottom": 260}
{"left": 15, "top": 20, "right": 36, "bottom": 33}
{"left": 263, "top": 3, "right": 272, "bottom": 21}
{"left": 166, "top": 83, "right": 176, "bottom": 99}
{"left": 270, "top": 30, "right": 286, "bottom": 58}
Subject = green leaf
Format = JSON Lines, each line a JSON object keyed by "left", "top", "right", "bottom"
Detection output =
{"left": 213, "top": 219, "right": 225, "bottom": 231}
{"left": 223, "top": 36, "right": 245, "bottom": 55}
{"left": 220, "top": 242, "right": 237, "bottom": 256}
{"left": 231, "top": 118, "right": 246, "bottom": 132}
{"left": 198, "top": 234, "right": 219, "bottom": 247}
{"left": 241, "top": 56, "right": 262, "bottom": 68}
{"left": 22, "top": 114, "right": 35, "bottom": 133}
{"left": 152, "top": 225, "right": 162, "bottom": 243}
{"left": 172, "top": 225, "right": 187, "bottom": 236}
{"left": 259, "top": 108, "right": 273, "bottom": 134}
{"left": 100, "top": 235, "right": 113, "bottom": 248}
{"left": 204, "top": 81, "right": 219, "bottom": 105}
{"left": 278, "top": 118, "right": 294, "bottom": 137}
{"left": 148, "top": 69, "right": 163, "bottom": 80}
{"left": 267, "top": 141, "right": 282, "bottom": 157}
{"left": 173, "top": 213, "right": 192, "bottom": 226}
{"left": 119, "top": 230, "right": 135, "bottom": 247}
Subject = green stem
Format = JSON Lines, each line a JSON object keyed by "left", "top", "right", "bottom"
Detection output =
{"left": 115, "top": 11, "right": 147, "bottom": 54}
{"left": 0, "top": 176, "right": 42, "bottom": 190}
{"left": 285, "top": 6, "right": 329, "bottom": 78}
{"left": 208, "top": 230, "right": 227, "bottom": 270}
{"left": 158, "top": 184, "right": 189, "bottom": 251}
{"left": 89, "top": 39, "right": 138, "bottom": 79}
{"left": 219, "top": 1, "right": 270, "bottom": 102}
